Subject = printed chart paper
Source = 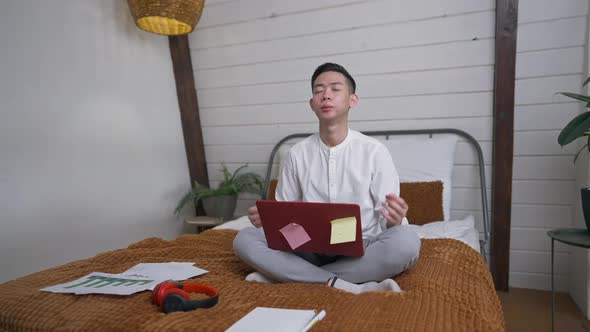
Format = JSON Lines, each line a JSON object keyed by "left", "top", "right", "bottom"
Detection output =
{"left": 41, "top": 262, "right": 208, "bottom": 296}
{"left": 123, "top": 262, "right": 208, "bottom": 290}
{"left": 41, "top": 272, "right": 158, "bottom": 295}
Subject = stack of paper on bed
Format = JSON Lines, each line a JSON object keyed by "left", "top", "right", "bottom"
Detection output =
{"left": 226, "top": 307, "right": 325, "bottom": 332}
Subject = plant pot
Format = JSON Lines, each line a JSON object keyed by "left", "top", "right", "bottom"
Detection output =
{"left": 202, "top": 195, "right": 237, "bottom": 221}
{"left": 581, "top": 188, "right": 590, "bottom": 233}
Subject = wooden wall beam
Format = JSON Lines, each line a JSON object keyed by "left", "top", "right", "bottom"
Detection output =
{"left": 492, "top": 0, "right": 518, "bottom": 291}
{"left": 169, "top": 35, "right": 209, "bottom": 206}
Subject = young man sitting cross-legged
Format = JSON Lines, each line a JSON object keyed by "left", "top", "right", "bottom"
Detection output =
{"left": 233, "top": 63, "right": 421, "bottom": 294}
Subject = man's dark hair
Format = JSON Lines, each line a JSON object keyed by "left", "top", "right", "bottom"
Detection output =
{"left": 311, "top": 63, "right": 356, "bottom": 94}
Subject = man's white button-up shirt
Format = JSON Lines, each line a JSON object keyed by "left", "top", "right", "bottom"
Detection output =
{"left": 275, "top": 129, "right": 408, "bottom": 239}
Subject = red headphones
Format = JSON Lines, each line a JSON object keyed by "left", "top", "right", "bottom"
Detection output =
{"left": 152, "top": 281, "right": 219, "bottom": 313}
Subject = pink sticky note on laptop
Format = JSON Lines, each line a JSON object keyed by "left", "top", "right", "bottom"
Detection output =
{"left": 279, "top": 223, "right": 311, "bottom": 250}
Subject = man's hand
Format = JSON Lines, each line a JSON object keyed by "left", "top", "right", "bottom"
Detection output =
{"left": 248, "top": 205, "right": 262, "bottom": 228}
{"left": 380, "top": 193, "right": 408, "bottom": 227}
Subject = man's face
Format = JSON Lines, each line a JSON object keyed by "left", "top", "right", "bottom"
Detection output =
{"left": 309, "top": 71, "right": 358, "bottom": 123}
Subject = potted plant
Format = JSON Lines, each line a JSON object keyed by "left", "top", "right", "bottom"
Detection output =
{"left": 174, "top": 164, "right": 264, "bottom": 221}
{"left": 557, "top": 77, "right": 590, "bottom": 232}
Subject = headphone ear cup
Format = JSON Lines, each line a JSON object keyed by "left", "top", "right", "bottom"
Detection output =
{"left": 160, "top": 291, "right": 190, "bottom": 313}
{"left": 152, "top": 283, "right": 163, "bottom": 305}
{"left": 153, "top": 282, "right": 180, "bottom": 306}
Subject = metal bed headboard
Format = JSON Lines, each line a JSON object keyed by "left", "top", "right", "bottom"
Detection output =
{"left": 261, "top": 128, "right": 490, "bottom": 260}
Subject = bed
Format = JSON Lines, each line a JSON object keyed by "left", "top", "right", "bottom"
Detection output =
{"left": 0, "top": 129, "right": 504, "bottom": 332}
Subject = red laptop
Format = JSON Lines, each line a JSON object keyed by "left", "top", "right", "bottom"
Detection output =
{"left": 256, "top": 200, "right": 364, "bottom": 257}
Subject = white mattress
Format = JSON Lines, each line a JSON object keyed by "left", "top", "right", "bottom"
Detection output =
{"left": 215, "top": 215, "right": 481, "bottom": 254}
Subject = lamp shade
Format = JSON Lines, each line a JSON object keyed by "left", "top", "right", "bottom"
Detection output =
{"left": 127, "top": 0, "right": 205, "bottom": 36}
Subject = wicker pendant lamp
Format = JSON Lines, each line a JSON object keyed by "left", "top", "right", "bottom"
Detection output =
{"left": 127, "top": 0, "right": 205, "bottom": 36}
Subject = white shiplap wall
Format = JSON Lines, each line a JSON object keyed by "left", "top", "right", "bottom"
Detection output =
{"left": 189, "top": 0, "right": 586, "bottom": 291}
{"left": 511, "top": 0, "right": 588, "bottom": 291}
{"left": 190, "top": 0, "right": 496, "bottom": 221}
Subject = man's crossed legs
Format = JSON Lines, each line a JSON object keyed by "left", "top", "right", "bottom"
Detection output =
{"left": 233, "top": 225, "right": 420, "bottom": 294}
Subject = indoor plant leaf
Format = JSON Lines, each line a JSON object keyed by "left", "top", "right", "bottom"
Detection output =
{"left": 557, "top": 112, "right": 590, "bottom": 146}
{"left": 221, "top": 164, "right": 233, "bottom": 183}
{"left": 174, "top": 191, "right": 196, "bottom": 215}
{"left": 174, "top": 163, "right": 264, "bottom": 216}
{"left": 573, "top": 140, "right": 589, "bottom": 164}
{"left": 229, "top": 164, "right": 248, "bottom": 182}
{"left": 558, "top": 92, "right": 590, "bottom": 104}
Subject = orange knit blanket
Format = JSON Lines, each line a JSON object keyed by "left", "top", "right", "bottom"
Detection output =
{"left": 0, "top": 229, "right": 504, "bottom": 331}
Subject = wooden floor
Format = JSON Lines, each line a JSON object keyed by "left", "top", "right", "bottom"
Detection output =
{"left": 498, "top": 288, "right": 590, "bottom": 332}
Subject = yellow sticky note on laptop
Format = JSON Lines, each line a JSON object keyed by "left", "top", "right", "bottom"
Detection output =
{"left": 330, "top": 217, "right": 357, "bottom": 244}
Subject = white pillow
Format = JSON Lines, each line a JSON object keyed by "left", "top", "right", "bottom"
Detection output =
{"left": 382, "top": 135, "right": 457, "bottom": 220}
{"left": 406, "top": 215, "right": 474, "bottom": 239}
{"left": 406, "top": 215, "right": 480, "bottom": 252}
{"left": 214, "top": 216, "right": 253, "bottom": 230}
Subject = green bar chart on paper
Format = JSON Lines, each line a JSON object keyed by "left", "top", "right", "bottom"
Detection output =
{"left": 40, "top": 262, "right": 209, "bottom": 296}
{"left": 64, "top": 275, "right": 154, "bottom": 289}
{"left": 41, "top": 272, "right": 157, "bottom": 295}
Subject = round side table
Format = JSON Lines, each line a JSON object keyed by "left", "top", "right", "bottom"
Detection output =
{"left": 547, "top": 228, "right": 590, "bottom": 332}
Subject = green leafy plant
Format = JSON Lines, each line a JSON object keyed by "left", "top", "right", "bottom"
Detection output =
{"left": 558, "top": 77, "right": 590, "bottom": 162}
{"left": 173, "top": 164, "right": 263, "bottom": 215}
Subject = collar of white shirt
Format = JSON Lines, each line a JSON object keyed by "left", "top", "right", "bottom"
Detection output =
{"left": 318, "top": 128, "right": 353, "bottom": 155}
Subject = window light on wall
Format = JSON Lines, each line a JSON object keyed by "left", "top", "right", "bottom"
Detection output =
{"left": 127, "top": 0, "right": 205, "bottom": 36}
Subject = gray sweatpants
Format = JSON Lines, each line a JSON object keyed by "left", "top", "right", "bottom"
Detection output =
{"left": 233, "top": 225, "right": 421, "bottom": 284}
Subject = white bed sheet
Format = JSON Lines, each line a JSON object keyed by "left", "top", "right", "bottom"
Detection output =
{"left": 214, "top": 215, "right": 481, "bottom": 254}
